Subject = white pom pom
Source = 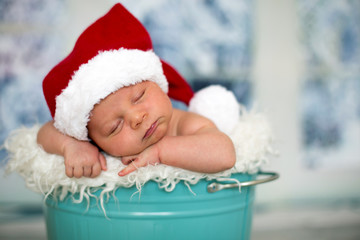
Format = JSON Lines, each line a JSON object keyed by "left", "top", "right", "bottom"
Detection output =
{"left": 188, "top": 85, "right": 240, "bottom": 135}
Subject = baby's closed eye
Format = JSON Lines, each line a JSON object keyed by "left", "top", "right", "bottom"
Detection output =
{"left": 108, "top": 119, "right": 124, "bottom": 136}
{"left": 133, "top": 89, "right": 145, "bottom": 103}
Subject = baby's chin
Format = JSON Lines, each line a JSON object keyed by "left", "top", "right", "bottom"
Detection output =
{"left": 123, "top": 138, "right": 163, "bottom": 157}
{"left": 101, "top": 131, "right": 166, "bottom": 157}
{"left": 115, "top": 145, "right": 151, "bottom": 158}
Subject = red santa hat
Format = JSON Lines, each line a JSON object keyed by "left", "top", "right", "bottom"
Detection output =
{"left": 42, "top": 3, "right": 194, "bottom": 141}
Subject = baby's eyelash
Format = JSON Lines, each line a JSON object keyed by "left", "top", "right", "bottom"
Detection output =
{"left": 109, "top": 124, "right": 117, "bottom": 134}
{"left": 109, "top": 124, "right": 117, "bottom": 135}
{"left": 134, "top": 90, "right": 145, "bottom": 102}
{"left": 109, "top": 119, "right": 123, "bottom": 135}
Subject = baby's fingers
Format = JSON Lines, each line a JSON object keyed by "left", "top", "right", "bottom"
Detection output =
{"left": 73, "top": 166, "right": 84, "bottom": 178}
{"left": 99, "top": 153, "right": 107, "bottom": 171}
{"left": 91, "top": 163, "right": 102, "bottom": 178}
{"left": 83, "top": 166, "right": 92, "bottom": 177}
{"left": 121, "top": 155, "right": 137, "bottom": 165}
{"left": 65, "top": 166, "right": 74, "bottom": 178}
{"left": 118, "top": 162, "right": 139, "bottom": 176}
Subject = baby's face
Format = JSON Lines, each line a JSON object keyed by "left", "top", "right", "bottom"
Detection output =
{"left": 87, "top": 81, "right": 173, "bottom": 157}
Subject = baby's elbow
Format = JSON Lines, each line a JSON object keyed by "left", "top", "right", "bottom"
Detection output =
{"left": 220, "top": 140, "right": 236, "bottom": 170}
{"left": 223, "top": 149, "right": 236, "bottom": 170}
{"left": 209, "top": 133, "right": 236, "bottom": 172}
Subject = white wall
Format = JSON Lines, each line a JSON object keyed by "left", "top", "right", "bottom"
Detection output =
{"left": 253, "top": 0, "right": 360, "bottom": 206}
{"left": 252, "top": 0, "right": 303, "bottom": 205}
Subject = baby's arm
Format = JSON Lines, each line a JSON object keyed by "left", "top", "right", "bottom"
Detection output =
{"left": 119, "top": 110, "right": 236, "bottom": 176}
{"left": 37, "top": 121, "right": 107, "bottom": 178}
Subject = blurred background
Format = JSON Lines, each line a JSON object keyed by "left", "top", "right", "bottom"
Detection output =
{"left": 0, "top": 0, "right": 359, "bottom": 239}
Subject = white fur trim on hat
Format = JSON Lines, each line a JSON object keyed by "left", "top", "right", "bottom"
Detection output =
{"left": 54, "top": 48, "right": 168, "bottom": 140}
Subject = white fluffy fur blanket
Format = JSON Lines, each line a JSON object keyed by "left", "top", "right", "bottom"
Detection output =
{"left": 3, "top": 86, "right": 275, "bottom": 206}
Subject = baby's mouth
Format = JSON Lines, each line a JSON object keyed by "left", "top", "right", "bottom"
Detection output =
{"left": 143, "top": 120, "right": 158, "bottom": 140}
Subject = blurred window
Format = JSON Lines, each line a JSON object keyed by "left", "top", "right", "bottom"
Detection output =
{"left": 297, "top": 0, "right": 360, "bottom": 168}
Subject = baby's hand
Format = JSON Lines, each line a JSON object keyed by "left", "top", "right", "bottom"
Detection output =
{"left": 118, "top": 144, "right": 160, "bottom": 176}
{"left": 63, "top": 139, "right": 107, "bottom": 178}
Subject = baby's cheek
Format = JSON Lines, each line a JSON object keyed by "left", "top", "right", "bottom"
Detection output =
{"left": 108, "top": 144, "right": 127, "bottom": 157}
{"left": 94, "top": 140, "right": 120, "bottom": 157}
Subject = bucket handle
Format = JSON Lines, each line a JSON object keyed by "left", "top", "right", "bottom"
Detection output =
{"left": 207, "top": 171, "right": 279, "bottom": 193}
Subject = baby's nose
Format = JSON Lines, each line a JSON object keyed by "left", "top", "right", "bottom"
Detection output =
{"left": 130, "top": 111, "right": 147, "bottom": 129}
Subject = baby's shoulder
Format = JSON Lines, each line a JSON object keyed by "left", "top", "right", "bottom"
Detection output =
{"left": 172, "top": 109, "right": 215, "bottom": 135}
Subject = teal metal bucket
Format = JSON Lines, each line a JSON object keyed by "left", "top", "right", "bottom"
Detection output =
{"left": 44, "top": 172, "right": 278, "bottom": 240}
